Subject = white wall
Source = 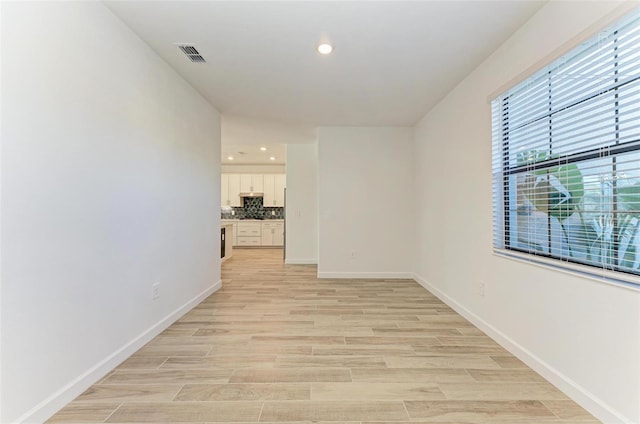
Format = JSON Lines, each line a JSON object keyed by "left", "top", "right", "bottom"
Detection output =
{"left": 413, "top": 2, "right": 640, "bottom": 423}
{"left": 1, "top": 2, "right": 221, "bottom": 423}
{"left": 318, "top": 127, "right": 414, "bottom": 278}
{"left": 285, "top": 144, "right": 318, "bottom": 264}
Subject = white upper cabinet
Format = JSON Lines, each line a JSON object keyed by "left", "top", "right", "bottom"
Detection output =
{"left": 264, "top": 175, "right": 275, "bottom": 206}
{"left": 275, "top": 174, "right": 286, "bottom": 206}
{"left": 228, "top": 174, "right": 241, "bottom": 206}
{"left": 263, "top": 174, "right": 286, "bottom": 207}
{"left": 224, "top": 174, "right": 285, "bottom": 206}
{"left": 221, "top": 174, "right": 241, "bottom": 207}
{"left": 221, "top": 174, "right": 228, "bottom": 206}
{"left": 240, "top": 174, "right": 264, "bottom": 193}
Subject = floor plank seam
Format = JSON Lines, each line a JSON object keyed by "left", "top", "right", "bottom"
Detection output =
{"left": 101, "top": 402, "right": 123, "bottom": 423}
{"left": 257, "top": 401, "right": 265, "bottom": 422}
{"left": 401, "top": 399, "right": 411, "bottom": 421}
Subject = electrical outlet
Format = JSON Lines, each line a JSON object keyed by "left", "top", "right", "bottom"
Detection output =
{"left": 231, "top": 210, "right": 235, "bottom": 216}
{"left": 152, "top": 283, "right": 160, "bottom": 300}
{"left": 479, "top": 281, "right": 485, "bottom": 297}
{"left": 271, "top": 210, "right": 276, "bottom": 216}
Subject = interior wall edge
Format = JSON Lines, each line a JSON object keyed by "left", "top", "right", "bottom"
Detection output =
{"left": 20, "top": 280, "right": 222, "bottom": 424}
{"left": 411, "top": 272, "right": 632, "bottom": 424}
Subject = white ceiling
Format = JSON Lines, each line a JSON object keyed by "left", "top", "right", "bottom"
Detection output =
{"left": 222, "top": 143, "right": 287, "bottom": 165}
{"left": 220, "top": 114, "right": 316, "bottom": 165}
{"left": 105, "top": 1, "right": 544, "bottom": 127}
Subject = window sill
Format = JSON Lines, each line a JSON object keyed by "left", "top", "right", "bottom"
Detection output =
{"left": 493, "top": 249, "right": 640, "bottom": 293}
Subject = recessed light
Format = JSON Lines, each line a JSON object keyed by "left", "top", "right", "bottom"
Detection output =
{"left": 227, "top": 156, "right": 234, "bottom": 160}
{"left": 269, "top": 156, "right": 276, "bottom": 161}
{"left": 317, "top": 43, "right": 333, "bottom": 55}
{"left": 260, "top": 147, "right": 267, "bottom": 151}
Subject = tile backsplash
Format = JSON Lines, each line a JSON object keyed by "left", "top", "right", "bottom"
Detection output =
{"left": 221, "top": 197, "right": 284, "bottom": 220}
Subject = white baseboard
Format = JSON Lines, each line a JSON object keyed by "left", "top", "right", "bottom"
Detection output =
{"left": 411, "top": 273, "right": 631, "bottom": 424}
{"left": 19, "top": 280, "right": 222, "bottom": 424}
{"left": 318, "top": 271, "right": 413, "bottom": 279}
{"left": 285, "top": 258, "right": 317, "bottom": 265}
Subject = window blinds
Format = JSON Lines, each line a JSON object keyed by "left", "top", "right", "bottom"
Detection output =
{"left": 492, "top": 10, "right": 640, "bottom": 284}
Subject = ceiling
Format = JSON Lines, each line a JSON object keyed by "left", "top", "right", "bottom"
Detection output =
{"left": 220, "top": 114, "right": 316, "bottom": 165}
{"left": 105, "top": 1, "right": 545, "bottom": 163}
{"left": 222, "top": 143, "right": 286, "bottom": 166}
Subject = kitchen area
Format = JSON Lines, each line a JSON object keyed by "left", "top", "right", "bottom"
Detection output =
{"left": 220, "top": 172, "right": 285, "bottom": 262}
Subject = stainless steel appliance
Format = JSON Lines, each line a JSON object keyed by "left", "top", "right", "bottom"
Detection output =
{"left": 221, "top": 227, "right": 226, "bottom": 258}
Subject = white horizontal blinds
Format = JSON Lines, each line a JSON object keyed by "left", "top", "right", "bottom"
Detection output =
{"left": 491, "top": 99, "right": 505, "bottom": 249}
{"left": 492, "top": 10, "right": 640, "bottom": 281}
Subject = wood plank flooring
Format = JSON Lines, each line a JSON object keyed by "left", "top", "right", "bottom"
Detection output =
{"left": 48, "top": 248, "right": 600, "bottom": 423}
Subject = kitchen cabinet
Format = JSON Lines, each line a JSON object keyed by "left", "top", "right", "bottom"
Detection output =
{"left": 237, "top": 222, "right": 262, "bottom": 246}
{"left": 221, "top": 220, "right": 239, "bottom": 246}
{"left": 237, "top": 236, "right": 261, "bottom": 246}
{"left": 221, "top": 174, "right": 241, "bottom": 207}
{"left": 263, "top": 174, "right": 286, "bottom": 207}
{"left": 240, "top": 174, "right": 264, "bottom": 193}
{"left": 231, "top": 222, "right": 238, "bottom": 246}
{"left": 221, "top": 174, "right": 228, "bottom": 206}
{"left": 262, "top": 221, "right": 284, "bottom": 246}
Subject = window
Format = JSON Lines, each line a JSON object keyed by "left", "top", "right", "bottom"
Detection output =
{"left": 492, "top": 10, "right": 640, "bottom": 286}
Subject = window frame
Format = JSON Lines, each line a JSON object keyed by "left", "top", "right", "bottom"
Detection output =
{"left": 492, "top": 11, "right": 640, "bottom": 288}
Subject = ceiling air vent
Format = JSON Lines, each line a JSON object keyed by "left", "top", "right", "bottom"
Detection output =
{"left": 177, "top": 44, "right": 206, "bottom": 63}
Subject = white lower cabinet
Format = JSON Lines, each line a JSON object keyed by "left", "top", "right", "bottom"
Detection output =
{"left": 236, "top": 222, "right": 261, "bottom": 246}
{"left": 237, "top": 236, "right": 261, "bottom": 246}
{"left": 233, "top": 221, "right": 284, "bottom": 247}
{"left": 232, "top": 222, "right": 238, "bottom": 246}
{"left": 262, "top": 222, "right": 284, "bottom": 246}
{"left": 221, "top": 221, "right": 239, "bottom": 246}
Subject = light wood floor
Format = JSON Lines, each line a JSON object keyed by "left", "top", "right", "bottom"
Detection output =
{"left": 49, "top": 248, "right": 600, "bottom": 423}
